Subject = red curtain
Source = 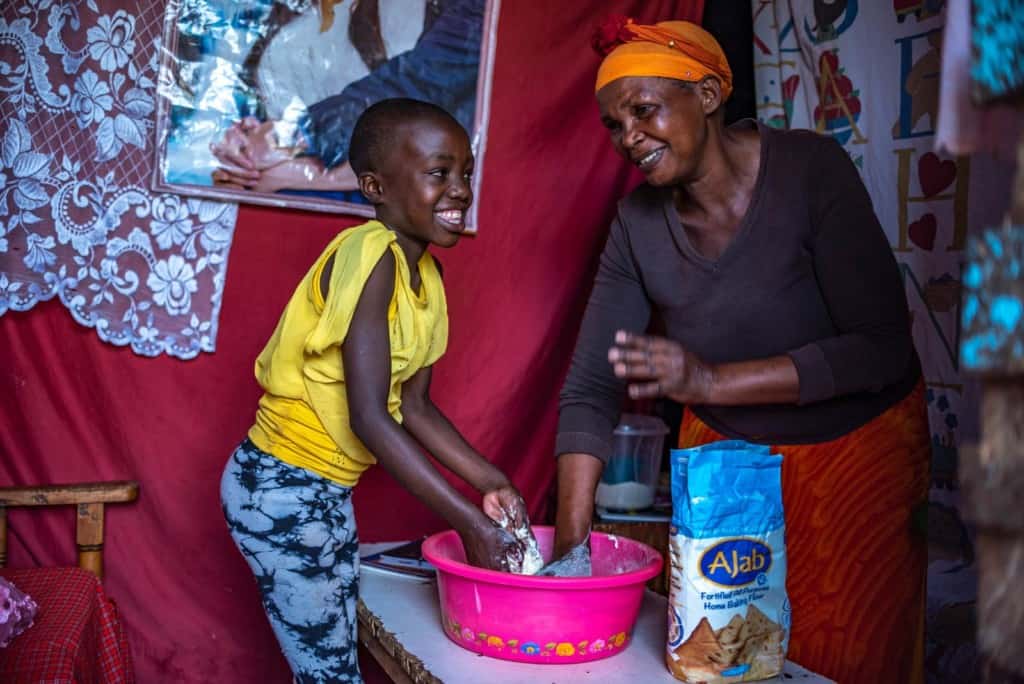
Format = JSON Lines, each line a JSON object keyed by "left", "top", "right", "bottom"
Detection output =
{"left": 0, "top": 2, "right": 702, "bottom": 681}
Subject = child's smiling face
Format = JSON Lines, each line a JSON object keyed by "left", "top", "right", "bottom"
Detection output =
{"left": 371, "top": 117, "right": 474, "bottom": 252}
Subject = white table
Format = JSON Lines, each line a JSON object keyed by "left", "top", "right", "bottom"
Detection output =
{"left": 357, "top": 544, "right": 834, "bottom": 684}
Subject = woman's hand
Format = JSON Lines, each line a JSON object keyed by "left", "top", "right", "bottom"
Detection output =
{"left": 212, "top": 159, "right": 359, "bottom": 193}
{"left": 460, "top": 520, "right": 523, "bottom": 572}
{"left": 210, "top": 117, "right": 301, "bottom": 173}
{"left": 212, "top": 158, "right": 318, "bottom": 193}
{"left": 481, "top": 485, "right": 527, "bottom": 530}
{"left": 608, "top": 330, "right": 715, "bottom": 404}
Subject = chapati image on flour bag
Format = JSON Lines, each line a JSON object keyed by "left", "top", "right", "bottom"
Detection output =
{"left": 666, "top": 441, "right": 790, "bottom": 682}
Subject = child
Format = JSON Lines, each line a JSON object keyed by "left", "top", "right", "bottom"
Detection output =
{"left": 220, "top": 98, "right": 528, "bottom": 684}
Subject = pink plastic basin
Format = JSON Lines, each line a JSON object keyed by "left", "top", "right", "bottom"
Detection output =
{"left": 421, "top": 525, "right": 663, "bottom": 664}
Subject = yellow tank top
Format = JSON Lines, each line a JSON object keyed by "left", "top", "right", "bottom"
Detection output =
{"left": 248, "top": 220, "right": 448, "bottom": 486}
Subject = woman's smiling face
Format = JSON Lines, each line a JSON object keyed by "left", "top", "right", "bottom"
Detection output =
{"left": 597, "top": 76, "right": 713, "bottom": 187}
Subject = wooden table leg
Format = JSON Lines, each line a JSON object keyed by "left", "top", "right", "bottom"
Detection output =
{"left": 357, "top": 599, "right": 442, "bottom": 684}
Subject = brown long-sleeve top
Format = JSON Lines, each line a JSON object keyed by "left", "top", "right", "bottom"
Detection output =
{"left": 557, "top": 121, "right": 921, "bottom": 461}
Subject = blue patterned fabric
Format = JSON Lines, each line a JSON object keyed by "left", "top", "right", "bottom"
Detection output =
{"left": 221, "top": 440, "right": 362, "bottom": 684}
{"left": 971, "top": 0, "right": 1024, "bottom": 102}
{"left": 961, "top": 225, "right": 1024, "bottom": 372}
{"left": 0, "top": 0, "right": 237, "bottom": 359}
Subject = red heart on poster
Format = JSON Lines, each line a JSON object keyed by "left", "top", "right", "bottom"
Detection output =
{"left": 909, "top": 213, "right": 937, "bottom": 250}
{"left": 819, "top": 50, "right": 839, "bottom": 74}
{"left": 918, "top": 152, "right": 956, "bottom": 197}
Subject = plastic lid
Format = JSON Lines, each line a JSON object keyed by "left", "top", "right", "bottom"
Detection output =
{"left": 613, "top": 413, "right": 669, "bottom": 436}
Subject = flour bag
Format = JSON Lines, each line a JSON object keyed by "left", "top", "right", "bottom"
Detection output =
{"left": 666, "top": 441, "right": 789, "bottom": 682}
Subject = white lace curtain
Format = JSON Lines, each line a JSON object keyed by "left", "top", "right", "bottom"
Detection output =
{"left": 0, "top": 0, "right": 237, "bottom": 359}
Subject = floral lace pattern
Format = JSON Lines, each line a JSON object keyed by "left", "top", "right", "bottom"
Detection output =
{"left": 0, "top": 0, "right": 237, "bottom": 359}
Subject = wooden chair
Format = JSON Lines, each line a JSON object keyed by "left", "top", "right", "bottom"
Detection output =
{"left": 0, "top": 480, "right": 139, "bottom": 579}
{"left": 0, "top": 480, "right": 139, "bottom": 684}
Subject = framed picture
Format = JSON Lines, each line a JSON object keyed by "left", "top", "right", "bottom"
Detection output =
{"left": 153, "top": 0, "right": 500, "bottom": 232}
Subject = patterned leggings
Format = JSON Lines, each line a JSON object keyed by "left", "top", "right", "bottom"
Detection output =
{"left": 221, "top": 439, "right": 363, "bottom": 684}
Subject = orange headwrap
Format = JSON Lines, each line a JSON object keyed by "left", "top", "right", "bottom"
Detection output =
{"left": 593, "top": 16, "right": 733, "bottom": 99}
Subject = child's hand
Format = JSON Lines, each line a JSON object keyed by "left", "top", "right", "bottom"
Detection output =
{"left": 460, "top": 522, "right": 523, "bottom": 572}
{"left": 482, "top": 486, "right": 527, "bottom": 530}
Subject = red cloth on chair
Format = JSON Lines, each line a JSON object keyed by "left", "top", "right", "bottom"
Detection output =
{"left": 0, "top": 567, "right": 134, "bottom": 684}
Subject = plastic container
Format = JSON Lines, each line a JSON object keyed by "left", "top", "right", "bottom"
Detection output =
{"left": 422, "top": 526, "right": 663, "bottom": 664}
{"left": 595, "top": 414, "right": 669, "bottom": 511}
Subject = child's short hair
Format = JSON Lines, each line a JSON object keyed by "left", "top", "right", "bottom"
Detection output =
{"left": 349, "top": 98, "right": 464, "bottom": 175}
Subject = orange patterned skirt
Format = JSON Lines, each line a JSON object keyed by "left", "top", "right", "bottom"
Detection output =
{"left": 678, "top": 383, "right": 929, "bottom": 684}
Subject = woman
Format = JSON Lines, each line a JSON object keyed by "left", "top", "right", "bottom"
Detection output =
{"left": 553, "top": 17, "right": 928, "bottom": 684}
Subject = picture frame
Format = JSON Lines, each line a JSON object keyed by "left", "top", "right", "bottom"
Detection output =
{"left": 152, "top": 0, "right": 500, "bottom": 232}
